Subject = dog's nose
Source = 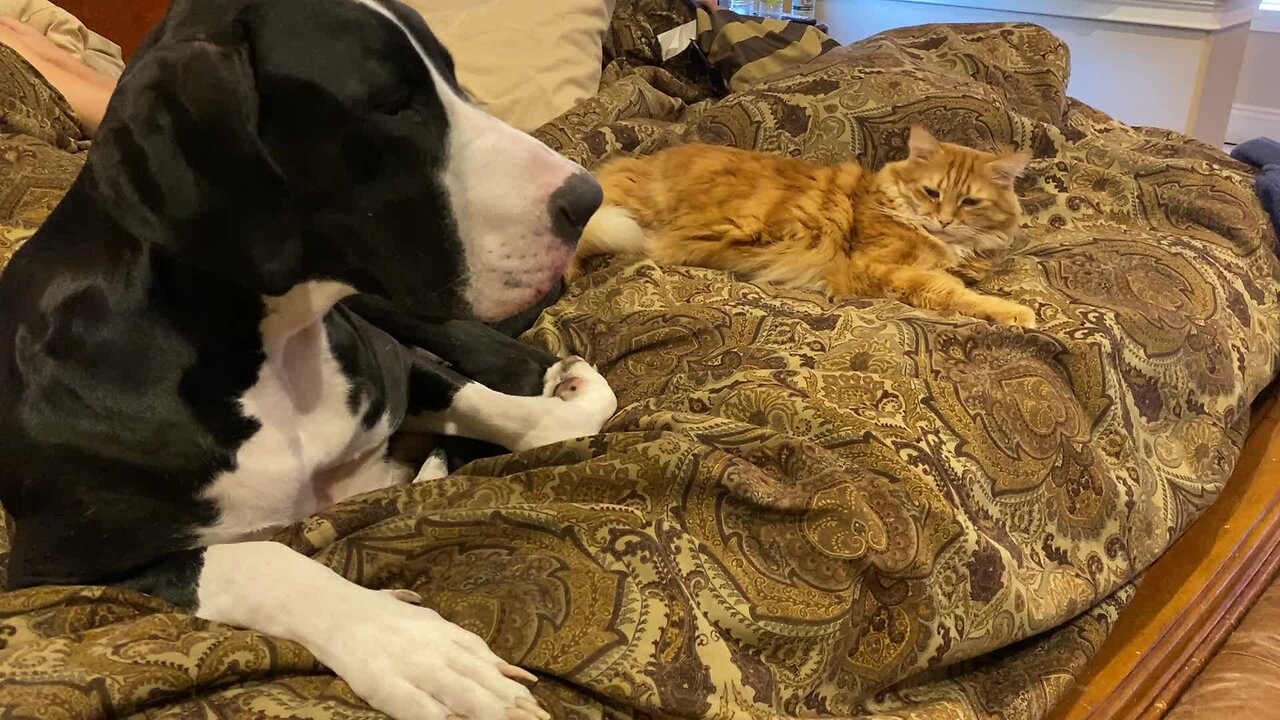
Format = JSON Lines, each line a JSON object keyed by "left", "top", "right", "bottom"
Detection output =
{"left": 549, "top": 172, "right": 604, "bottom": 245}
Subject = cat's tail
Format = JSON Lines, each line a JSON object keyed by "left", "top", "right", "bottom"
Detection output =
{"left": 565, "top": 205, "right": 647, "bottom": 281}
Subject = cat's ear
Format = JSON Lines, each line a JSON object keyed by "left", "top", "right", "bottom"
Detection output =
{"left": 988, "top": 151, "right": 1031, "bottom": 187}
{"left": 908, "top": 125, "right": 942, "bottom": 162}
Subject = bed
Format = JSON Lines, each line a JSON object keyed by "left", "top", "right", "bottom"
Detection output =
{"left": 2, "top": 1, "right": 1279, "bottom": 718}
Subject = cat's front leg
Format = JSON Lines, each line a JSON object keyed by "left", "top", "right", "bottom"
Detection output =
{"left": 939, "top": 267, "right": 1035, "bottom": 327}
{"left": 953, "top": 256, "right": 995, "bottom": 285}
{"left": 966, "top": 295, "right": 1037, "bottom": 328}
{"left": 865, "top": 263, "right": 1037, "bottom": 328}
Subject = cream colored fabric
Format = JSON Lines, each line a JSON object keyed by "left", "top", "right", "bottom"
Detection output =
{"left": 400, "top": 0, "right": 615, "bottom": 132}
{"left": 0, "top": 0, "right": 123, "bottom": 78}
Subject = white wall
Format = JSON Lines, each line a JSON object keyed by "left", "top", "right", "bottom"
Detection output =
{"left": 818, "top": 0, "right": 1256, "bottom": 146}
{"left": 1238, "top": 32, "right": 1280, "bottom": 108}
{"left": 1228, "top": 28, "right": 1280, "bottom": 142}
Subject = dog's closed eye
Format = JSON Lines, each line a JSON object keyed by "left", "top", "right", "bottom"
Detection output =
{"left": 372, "top": 86, "right": 413, "bottom": 116}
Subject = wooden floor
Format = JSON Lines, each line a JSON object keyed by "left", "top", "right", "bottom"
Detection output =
{"left": 1050, "top": 383, "right": 1280, "bottom": 719}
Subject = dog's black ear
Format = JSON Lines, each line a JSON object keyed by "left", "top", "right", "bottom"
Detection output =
{"left": 87, "top": 36, "right": 302, "bottom": 294}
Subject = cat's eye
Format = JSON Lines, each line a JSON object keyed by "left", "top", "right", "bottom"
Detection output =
{"left": 924, "top": 187, "right": 941, "bottom": 200}
{"left": 961, "top": 197, "right": 982, "bottom": 207}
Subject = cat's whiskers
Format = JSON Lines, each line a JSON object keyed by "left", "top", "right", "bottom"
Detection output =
{"left": 943, "top": 224, "right": 1007, "bottom": 247}
{"left": 872, "top": 203, "right": 929, "bottom": 228}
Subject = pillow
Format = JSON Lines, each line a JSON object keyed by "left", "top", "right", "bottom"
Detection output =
{"left": 399, "top": 0, "right": 616, "bottom": 132}
{"left": 0, "top": 0, "right": 124, "bottom": 78}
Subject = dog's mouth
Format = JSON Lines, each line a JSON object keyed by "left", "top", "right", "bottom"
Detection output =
{"left": 452, "top": 169, "right": 600, "bottom": 323}
{"left": 463, "top": 239, "right": 576, "bottom": 322}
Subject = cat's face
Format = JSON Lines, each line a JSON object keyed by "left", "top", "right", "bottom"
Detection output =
{"left": 886, "top": 126, "right": 1029, "bottom": 252}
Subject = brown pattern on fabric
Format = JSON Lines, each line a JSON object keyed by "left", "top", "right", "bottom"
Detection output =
{"left": 0, "top": 45, "right": 81, "bottom": 150}
{"left": 0, "top": 47, "right": 87, "bottom": 275}
{"left": 602, "top": 0, "right": 696, "bottom": 69}
{"left": 2, "top": 19, "right": 1279, "bottom": 720}
{"left": 695, "top": 7, "right": 841, "bottom": 93}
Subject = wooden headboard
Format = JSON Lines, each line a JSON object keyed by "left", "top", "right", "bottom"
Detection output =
{"left": 57, "top": 0, "right": 169, "bottom": 61}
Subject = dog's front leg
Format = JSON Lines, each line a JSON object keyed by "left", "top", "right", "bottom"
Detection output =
{"left": 404, "top": 351, "right": 617, "bottom": 453}
{"left": 191, "top": 542, "right": 546, "bottom": 720}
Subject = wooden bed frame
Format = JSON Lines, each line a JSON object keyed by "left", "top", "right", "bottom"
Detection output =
{"left": 50, "top": 2, "right": 1280, "bottom": 716}
{"left": 57, "top": 0, "right": 167, "bottom": 61}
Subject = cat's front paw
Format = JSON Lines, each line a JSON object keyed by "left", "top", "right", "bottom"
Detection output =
{"left": 985, "top": 300, "right": 1037, "bottom": 328}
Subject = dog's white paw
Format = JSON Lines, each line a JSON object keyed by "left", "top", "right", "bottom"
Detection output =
{"left": 514, "top": 357, "right": 616, "bottom": 451}
{"left": 329, "top": 590, "right": 547, "bottom": 720}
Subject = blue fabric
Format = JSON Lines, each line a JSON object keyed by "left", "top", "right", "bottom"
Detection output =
{"left": 1232, "top": 138, "right": 1280, "bottom": 240}
{"left": 1233, "top": 137, "right": 1280, "bottom": 167}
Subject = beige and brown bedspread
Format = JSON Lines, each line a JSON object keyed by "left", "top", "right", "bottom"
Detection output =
{"left": 2, "top": 5, "right": 1279, "bottom": 719}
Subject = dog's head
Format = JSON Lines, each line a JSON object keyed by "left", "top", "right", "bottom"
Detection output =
{"left": 87, "top": 0, "right": 600, "bottom": 322}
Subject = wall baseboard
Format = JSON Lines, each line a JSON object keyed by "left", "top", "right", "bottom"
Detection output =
{"left": 1227, "top": 104, "right": 1280, "bottom": 144}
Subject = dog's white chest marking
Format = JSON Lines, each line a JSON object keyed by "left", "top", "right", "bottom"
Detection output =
{"left": 199, "top": 285, "right": 397, "bottom": 545}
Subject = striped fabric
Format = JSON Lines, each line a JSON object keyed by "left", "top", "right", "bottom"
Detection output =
{"left": 695, "top": 6, "right": 839, "bottom": 92}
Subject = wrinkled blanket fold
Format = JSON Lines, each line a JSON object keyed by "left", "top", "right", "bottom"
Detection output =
{"left": 2, "top": 6, "right": 1279, "bottom": 720}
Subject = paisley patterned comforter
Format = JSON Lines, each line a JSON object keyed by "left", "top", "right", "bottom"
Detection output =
{"left": 2, "top": 4, "right": 1278, "bottom": 718}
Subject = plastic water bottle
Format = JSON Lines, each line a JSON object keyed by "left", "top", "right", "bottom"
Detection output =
{"left": 757, "top": 0, "right": 784, "bottom": 16}
{"left": 790, "top": 0, "right": 816, "bottom": 19}
{"left": 728, "top": 0, "right": 758, "bottom": 15}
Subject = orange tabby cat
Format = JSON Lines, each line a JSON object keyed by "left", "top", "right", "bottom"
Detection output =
{"left": 567, "top": 126, "right": 1036, "bottom": 327}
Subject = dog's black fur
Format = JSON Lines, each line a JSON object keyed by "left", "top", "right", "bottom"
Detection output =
{"left": 0, "top": 0, "right": 599, "bottom": 601}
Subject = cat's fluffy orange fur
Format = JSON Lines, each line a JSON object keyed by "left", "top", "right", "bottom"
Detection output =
{"left": 568, "top": 126, "right": 1036, "bottom": 327}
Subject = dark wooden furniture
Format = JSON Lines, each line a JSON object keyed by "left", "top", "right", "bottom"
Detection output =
{"left": 56, "top": 0, "right": 168, "bottom": 60}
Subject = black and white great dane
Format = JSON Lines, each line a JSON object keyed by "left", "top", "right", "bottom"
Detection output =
{"left": 0, "top": 0, "right": 618, "bottom": 718}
